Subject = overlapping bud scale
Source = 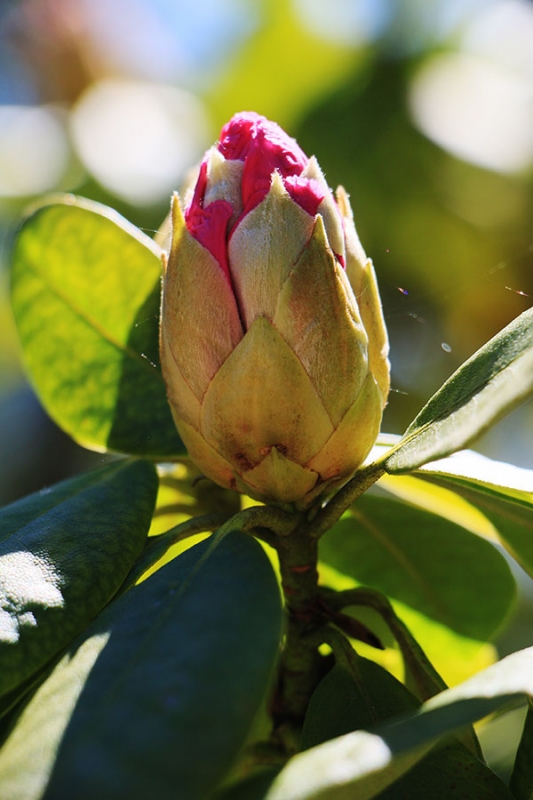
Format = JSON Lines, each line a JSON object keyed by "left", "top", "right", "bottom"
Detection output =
{"left": 160, "top": 112, "right": 390, "bottom": 505}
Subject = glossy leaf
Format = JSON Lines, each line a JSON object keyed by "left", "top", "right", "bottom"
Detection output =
{"left": 377, "top": 473, "right": 499, "bottom": 541}
{"left": 301, "top": 662, "right": 511, "bottom": 799}
{"left": 322, "top": 586, "right": 449, "bottom": 704}
{"left": 510, "top": 701, "right": 533, "bottom": 800}
{"left": 11, "top": 197, "right": 184, "bottom": 457}
{"left": 380, "top": 308, "right": 533, "bottom": 473}
{"left": 320, "top": 494, "right": 515, "bottom": 641}
{"left": 301, "top": 661, "right": 419, "bottom": 750}
{"left": 213, "top": 770, "right": 280, "bottom": 800}
{"left": 268, "top": 731, "right": 431, "bottom": 800}
{"left": 267, "top": 646, "right": 533, "bottom": 800}
{"left": 319, "top": 494, "right": 515, "bottom": 683}
{"left": 416, "top": 450, "right": 533, "bottom": 578}
{"left": 318, "top": 567, "right": 496, "bottom": 688}
{"left": 0, "top": 459, "right": 157, "bottom": 697}
{"left": 0, "top": 532, "right": 283, "bottom": 800}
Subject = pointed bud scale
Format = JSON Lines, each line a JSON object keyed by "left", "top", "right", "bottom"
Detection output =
{"left": 160, "top": 112, "right": 390, "bottom": 505}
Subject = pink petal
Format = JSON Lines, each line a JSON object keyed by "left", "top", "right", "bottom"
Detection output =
{"left": 218, "top": 112, "right": 262, "bottom": 160}
{"left": 185, "top": 160, "right": 233, "bottom": 280}
{"left": 283, "top": 176, "right": 326, "bottom": 217}
{"left": 241, "top": 127, "right": 308, "bottom": 215}
{"left": 219, "top": 112, "right": 309, "bottom": 216}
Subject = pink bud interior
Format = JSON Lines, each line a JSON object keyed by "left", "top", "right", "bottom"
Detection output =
{"left": 185, "top": 160, "right": 233, "bottom": 281}
{"left": 284, "top": 176, "right": 325, "bottom": 216}
{"left": 184, "top": 111, "right": 344, "bottom": 284}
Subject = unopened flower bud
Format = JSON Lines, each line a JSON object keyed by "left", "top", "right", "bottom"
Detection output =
{"left": 160, "top": 112, "right": 389, "bottom": 505}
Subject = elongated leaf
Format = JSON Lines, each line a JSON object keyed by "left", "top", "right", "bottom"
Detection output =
{"left": 301, "top": 662, "right": 510, "bottom": 799}
{"left": 324, "top": 587, "right": 449, "bottom": 702}
{"left": 380, "top": 308, "right": 533, "bottom": 473}
{"left": 213, "top": 770, "right": 280, "bottom": 800}
{"left": 510, "top": 701, "right": 533, "bottom": 800}
{"left": 320, "top": 494, "right": 515, "bottom": 645}
{"left": 11, "top": 197, "right": 184, "bottom": 457}
{"left": 0, "top": 532, "right": 283, "bottom": 800}
{"left": 0, "top": 459, "right": 157, "bottom": 697}
{"left": 377, "top": 473, "right": 499, "bottom": 540}
{"left": 268, "top": 731, "right": 432, "bottom": 800}
{"left": 377, "top": 448, "right": 533, "bottom": 555}
{"left": 412, "top": 450, "right": 533, "bottom": 578}
{"left": 302, "top": 661, "right": 419, "bottom": 750}
{"left": 267, "top": 647, "right": 533, "bottom": 800}
{"left": 419, "top": 449, "right": 533, "bottom": 497}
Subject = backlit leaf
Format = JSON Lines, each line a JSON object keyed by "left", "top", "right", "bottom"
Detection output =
{"left": 381, "top": 308, "right": 533, "bottom": 473}
{"left": 11, "top": 197, "right": 184, "bottom": 457}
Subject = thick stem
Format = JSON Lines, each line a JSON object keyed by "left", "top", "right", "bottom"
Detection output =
{"left": 272, "top": 526, "right": 325, "bottom": 734}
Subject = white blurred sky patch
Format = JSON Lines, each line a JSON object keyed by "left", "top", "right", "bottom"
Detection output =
{"left": 408, "top": 0, "right": 533, "bottom": 174}
{"left": 409, "top": 53, "right": 533, "bottom": 174}
{"left": 0, "top": 105, "right": 69, "bottom": 196}
{"left": 70, "top": 80, "right": 209, "bottom": 204}
{"left": 75, "top": 0, "right": 257, "bottom": 85}
{"left": 462, "top": 0, "right": 533, "bottom": 79}
{"left": 293, "top": 0, "right": 390, "bottom": 45}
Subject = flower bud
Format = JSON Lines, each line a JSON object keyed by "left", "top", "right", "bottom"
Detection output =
{"left": 160, "top": 112, "right": 389, "bottom": 505}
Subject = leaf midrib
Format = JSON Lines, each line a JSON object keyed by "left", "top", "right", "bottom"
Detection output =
{"left": 351, "top": 509, "right": 454, "bottom": 627}
{"left": 22, "top": 259, "right": 162, "bottom": 382}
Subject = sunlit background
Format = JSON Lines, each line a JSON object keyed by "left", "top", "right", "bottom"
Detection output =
{"left": 0, "top": 0, "right": 532, "bottom": 494}
{"left": 0, "top": 0, "right": 533, "bottom": 776}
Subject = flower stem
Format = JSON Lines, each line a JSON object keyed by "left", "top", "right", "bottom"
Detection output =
{"left": 307, "top": 461, "right": 385, "bottom": 539}
{"left": 271, "top": 523, "right": 326, "bottom": 742}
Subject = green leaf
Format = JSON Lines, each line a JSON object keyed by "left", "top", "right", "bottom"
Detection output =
{"left": 322, "top": 587, "right": 449, "bottom": 702}
{"left": 510, "top": 701, "right": 533, "bottom": 800}
{"left": 300, "top": 662, "right": 511, "bottom": 799}
{"left": 11, "top": 197, "right": 184, "bottom": 458}
{"left": 0, "top": 459, "right": 158, "bottom": 698}
{"left": 302, "top": 661, "right": 419, "bottom": 750}
{"left": 319, "top": 494, "right": 516, "bottom": 682}
{"left": 267, "top": 646, "right": 533, "bottom": 800}
{"left": 0, "top": 532, "right": 283, "bottom": 800}
{"left": 321, "top": 494, "right": 515, "bottom": 643}
{"left": 415, "top": 450, "right": 533, "bottom": 579}
{"left": 380, "top": 307, "right": 533, "bottom": 473}
{"left": 213, "top": 770, "right": 280, "bottom": 800}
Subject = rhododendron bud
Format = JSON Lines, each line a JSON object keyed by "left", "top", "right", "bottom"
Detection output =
{"left": 160, "top": 112, "right": 389, "bottom": 505}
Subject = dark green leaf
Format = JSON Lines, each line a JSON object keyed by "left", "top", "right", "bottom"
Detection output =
{"left": 0, "top": 532, "right": 283, "bottom": 800}
{"left": 0, "top": 459, "right": 157, "bottom": 697}
{"left": 11, "top": 197, "right": 184, "bottom": 457}
{"left": 320, "top": 494, "right": 515, "bottom": 644}
{"left": 302, "top": 662, "right": 418, "bottom": 750}
{"left": 380, "top": 308, "right": 533, "bottom": 473}
{"left": 212, "top": 770, "right": 280, "bottom": 800}
{"left": 510, "top": 701, "right": 533, "bottom": 800}
{"left": 301, "top": 662, "right": 511, "bottom": 799}
{"left": 267, "top": 646, "right": 533, "bottom": 800}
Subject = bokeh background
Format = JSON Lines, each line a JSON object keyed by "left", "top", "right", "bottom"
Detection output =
{"left": 0, "top": 0, "right": 532, "bottom": 504}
